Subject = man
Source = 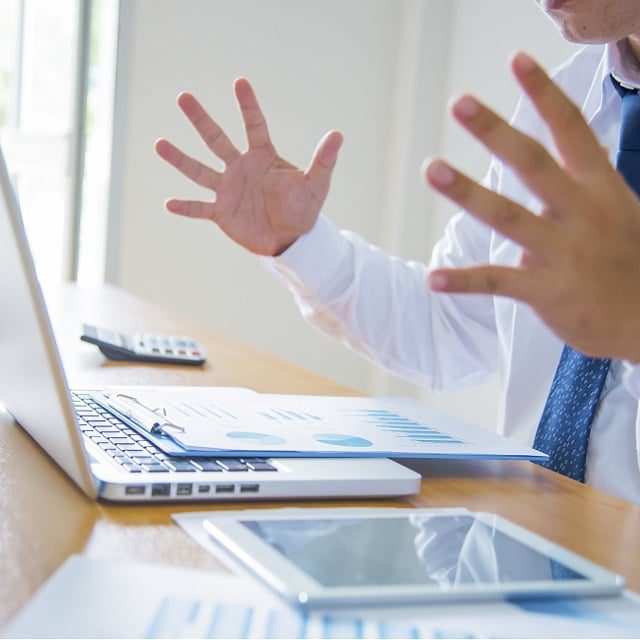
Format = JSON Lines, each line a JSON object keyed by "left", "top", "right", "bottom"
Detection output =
{"left": 155, "top": 0, "right": 640, "bottom": 502}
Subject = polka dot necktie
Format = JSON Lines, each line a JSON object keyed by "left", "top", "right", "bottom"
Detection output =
{"left": 533, "top": 74, "right": 640, "bottom": 482}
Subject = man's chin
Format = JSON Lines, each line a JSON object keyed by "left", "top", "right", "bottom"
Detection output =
{"left": 554, "top": 22, "right": 616, "bottom": 45}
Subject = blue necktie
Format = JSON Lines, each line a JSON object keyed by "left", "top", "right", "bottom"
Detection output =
{"left": 533, "top": 75, "right": 640, "bottom": 482}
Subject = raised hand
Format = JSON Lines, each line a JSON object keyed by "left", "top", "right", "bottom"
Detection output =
{"left": 424, "top": 52, "right": 640, "bottom": 362}
{"left": 155, "top": 79, "right": 343, "bottom": 256}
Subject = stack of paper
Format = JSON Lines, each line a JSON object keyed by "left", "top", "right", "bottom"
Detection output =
{"left": 5, "top": 555, "right": 640, "bottom": 638}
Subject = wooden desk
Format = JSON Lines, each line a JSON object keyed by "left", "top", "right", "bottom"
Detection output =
{"left": 2, "top": 284, "right": 640, "bottom": 628}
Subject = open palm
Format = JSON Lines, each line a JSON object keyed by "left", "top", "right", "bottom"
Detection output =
{"left": 155, "top": 79, "right": 343, "bottom": 256}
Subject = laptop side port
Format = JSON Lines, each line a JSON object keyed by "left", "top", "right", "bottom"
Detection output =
{"left": 177, "top": 483, "right": 193, "bottom": 496}
{"left": 197, "top": 485, "right": 211, "bottom": 494}
{"left": 239, "top": 484, "right": 259, "bottom": 494}
{"left": 125, "top": 485, "right": 145, "bottom": 496}
{"left": 151, "top": 483, "right": 171, "bottom": 497}
{"left": 215, "top": 484, "right": 235, "bottom": 494}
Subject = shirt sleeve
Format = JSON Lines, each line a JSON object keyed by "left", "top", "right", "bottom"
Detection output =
{"left": 261, "top": 164, "right": 502, "bottom": 392}
{"left": 622, "top": 361, "right": 640, "bottom": 399}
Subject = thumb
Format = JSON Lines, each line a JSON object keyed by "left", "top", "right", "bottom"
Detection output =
{"left": 305, "top": 131, "right": 343, "bottom": 187}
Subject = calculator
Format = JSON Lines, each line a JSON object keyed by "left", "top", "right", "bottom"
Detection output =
{"left": 80, "top": 324, "right": 206, "bottom": 366}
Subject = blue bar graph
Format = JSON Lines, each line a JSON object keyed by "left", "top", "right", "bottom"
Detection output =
{"left": 204, "top": 603, "right": 253, "bottom": 638}
{"left": 341, "top": 409, "right": 466, "bottom": 446}
{"left": 322, "top": 615, "right": 364, "bottom": 638}
{"left": 378, "top": 620, "right": 421, "bottom": 639}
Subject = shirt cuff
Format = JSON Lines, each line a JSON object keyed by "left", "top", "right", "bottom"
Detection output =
{"left": 261, "top": 215, "right": 353, "bottom": 296}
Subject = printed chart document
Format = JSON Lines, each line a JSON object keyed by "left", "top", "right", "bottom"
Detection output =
{"left": 96, "top": 386, "right": 544, "bottom": 460}
{"left": 5, "top": 555, "right": 640, "bottom": 638}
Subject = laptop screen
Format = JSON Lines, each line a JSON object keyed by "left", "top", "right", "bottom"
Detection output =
{"left": 0, "top": 146, "right": 96, "bottom": 496}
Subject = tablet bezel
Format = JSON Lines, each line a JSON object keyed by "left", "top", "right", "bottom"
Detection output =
{"left": 203, "top": 507, "right": 624, "bottom": 609}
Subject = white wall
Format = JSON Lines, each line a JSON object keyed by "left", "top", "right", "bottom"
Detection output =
{"left": 108, "top": 0, "right": 579, "bottom": 429}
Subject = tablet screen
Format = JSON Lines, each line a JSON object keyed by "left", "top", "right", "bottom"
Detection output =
{"left": 240, "top": 514, "right": 586, "bottom": 588}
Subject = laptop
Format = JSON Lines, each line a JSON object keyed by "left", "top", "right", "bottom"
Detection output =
{"left": 0, "top": 146, "right": 421, "bottom": 502}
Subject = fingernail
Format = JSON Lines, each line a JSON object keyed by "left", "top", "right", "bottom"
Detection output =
{"left": 428, "top": 272, "right": 450, "bottom": 291}
{"left": 453, "top": 95, "right": 479, "bottom": 118}
{"left": 427, "top": 160, "right": 455, "bottom": 187}
{"left": 513, "top": 52, "right": 536, "bottom": 73}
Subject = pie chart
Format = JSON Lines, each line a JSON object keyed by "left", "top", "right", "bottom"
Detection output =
{"left": 226, "top": 431, "right": 286, "bottom": 445}
{"left": 313, "top": 433, "right": 373, "bottom": 448}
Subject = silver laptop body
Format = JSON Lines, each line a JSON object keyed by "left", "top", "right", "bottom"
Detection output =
{"left": 0, "top": 146, "right": 420, "bottom": 502}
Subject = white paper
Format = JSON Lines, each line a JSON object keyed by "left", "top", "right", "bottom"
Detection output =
{"left": 5, "top": 553, "right": 640, "bottom": 639}
{"left": 104, "top": 387, "right": 543, "bottom": 460}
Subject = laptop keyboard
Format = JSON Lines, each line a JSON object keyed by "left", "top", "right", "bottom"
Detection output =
{"left": 72, "top": 392, "right": 278, "bottom": 474}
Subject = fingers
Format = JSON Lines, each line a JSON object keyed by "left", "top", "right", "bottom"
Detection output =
{"left": 164, "top": 198, "right": 218, "bottom": 221}
{"left": 155, "top": 139, "right": 221, "bottom": 190}
{"left": 449, "top": 94, "right": 579, "bottom": 215}
{"left": 510, "top": 52, "right": 607, "bottom": 175}
{"left": 176, "top": 92, "right": 240, "bottom": 165}
{"left": 424, "top": 158, "right": 557, "bottom": 256}
{"left": 306, "top": 131, "right": 343, "bottom": 186}
{"left": 234, "top": 78, "right": 273, "bottom": 150}
{"left": 427, "top": 264, "right": 542, "bottom": 301}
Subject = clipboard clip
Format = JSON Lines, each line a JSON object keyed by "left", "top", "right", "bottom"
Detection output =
{"left": 106, "top": 393, "right": 185, "bottom": 437}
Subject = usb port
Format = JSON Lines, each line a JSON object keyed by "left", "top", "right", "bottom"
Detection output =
{"left": 177, "top": 483, "right": 192, "bottom": 496}
{"left": 215, "top": 484, "right": 235, "bottom": 494}
{"left": 197, "top": 485, "right": 211, "bottom": 494}
{"left": 151, "top": 483, "right": 171, "bottom": 497}
{"left": 240, "top": 484, "right": 259, "bottom": 494}
{"left": 125, "top": 485, "right": 145, "bottom": 496}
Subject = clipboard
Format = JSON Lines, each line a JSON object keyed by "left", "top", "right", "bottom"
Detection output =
{"left": 91, "top": 388, "right": 547, "bottom": 462}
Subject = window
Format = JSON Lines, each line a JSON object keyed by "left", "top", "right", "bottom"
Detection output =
{"left": 0, "top": 0, "right": 118, "bottom": 288}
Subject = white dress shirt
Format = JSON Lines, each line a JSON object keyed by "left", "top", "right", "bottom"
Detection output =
{"left": 264, "top": 42, "right": 640, "bottom": 504}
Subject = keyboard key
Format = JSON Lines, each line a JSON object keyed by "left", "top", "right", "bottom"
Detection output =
{"left": 165, "top": 459, "right": 196, "bottom": 472}
{"left": 190, "top": 460, "right": 223, "bottom": 472}
{"left": 117, "top": 444, "right": 146, "bottom": 454}
{"left": 86, "top": 419, "right": 111, "bottom": 427}
{"left": 122, "top": 463, "right": 142, "bottom": 473}
{"left": 94, "top": 427, "right": 121, "bottom": 435}
{"left": 215, "top": 459, "right": 248, "bottom": 472}
{"left": 131, "top": 456, "right": 156, "bottom": 465}
{"left": 110, "top": 437, "right": 134, "bottom": 445}
{"left": 98, "top": 442, "right": 117, "bottom": 451}
{"left": 140, "top": 463, "right": 170, "bottom": 473}
{"left": 245, "top": 461, "right": 278, "bottom": 472}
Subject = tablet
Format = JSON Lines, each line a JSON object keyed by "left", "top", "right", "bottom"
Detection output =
{"left": 203, "top": 507, "right": 624, "bottom": 608}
